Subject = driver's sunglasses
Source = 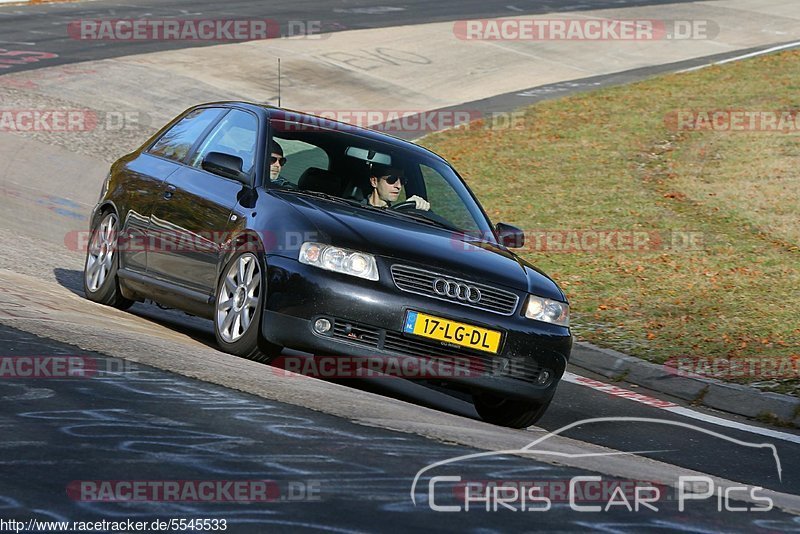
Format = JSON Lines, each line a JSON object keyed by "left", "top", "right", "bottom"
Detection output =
{"left": 381, "top": 175, "right": 406, "bottom": 186}
{"left": 270, "top": 156, "right": 287, "bottom": 166}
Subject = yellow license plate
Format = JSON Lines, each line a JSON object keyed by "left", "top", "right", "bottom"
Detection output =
{"left": 403, "top": 311, "right": 502, "bottom": 354}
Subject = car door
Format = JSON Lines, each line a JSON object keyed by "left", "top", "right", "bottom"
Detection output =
{"left": 120, "top": 107, "right": 225, "bottom": 273}
{"left": 146, "top": 108, "right": 261, "bottom": 296}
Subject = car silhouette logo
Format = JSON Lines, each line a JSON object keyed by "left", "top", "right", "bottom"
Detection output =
{"left": 410, "top": 416, "right": 785, "bottom": 507}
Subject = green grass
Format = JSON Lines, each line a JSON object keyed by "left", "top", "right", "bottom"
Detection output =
{"left": 419, "top": 50, "right": 800, "bottom": 393}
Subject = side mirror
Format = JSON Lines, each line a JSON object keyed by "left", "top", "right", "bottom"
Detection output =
{"left": 496, "top": 222, "right": 525, "bottom": 248}
{"left": 202, "top": 152, "right": 248, "bottom": 184}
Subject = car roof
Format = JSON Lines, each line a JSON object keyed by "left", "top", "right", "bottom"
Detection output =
{"left": 196, "top": 101, "right": 449, "bottom": 164}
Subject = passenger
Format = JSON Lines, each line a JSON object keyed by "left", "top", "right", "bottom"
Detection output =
{"left": 268, "top": 141, "right": 294, "bottom": 188}
{"left": 363, "top": 165, "right": 430, "bottom": 210}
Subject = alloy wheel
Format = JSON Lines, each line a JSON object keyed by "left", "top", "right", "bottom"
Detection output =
{"left": 85, "top": 213, "right": 119, "bottom": 293}
{"left": 216, "top": 253, "right": 261, "bottom": 343}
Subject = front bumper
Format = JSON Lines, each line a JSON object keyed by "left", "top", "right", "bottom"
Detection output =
{"left": 262, "top": 255, "right": 572, "bottom": 403}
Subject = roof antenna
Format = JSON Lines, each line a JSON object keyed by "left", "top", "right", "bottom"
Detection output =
{"left": 277, "top": 58, "right": 281, "bottom": 108}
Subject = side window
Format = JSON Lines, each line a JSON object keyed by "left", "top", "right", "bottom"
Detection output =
{"left": 189, "top": 110, "right": 259, "bottom": 176}
{"left": 149, "top": 108, "right": 224, "bottom": 163}
{"left": 271, "top": 136, "right": 329, "bottom": 185}
{"left": 420, "top": 164, "right": 479, "bottom": 231}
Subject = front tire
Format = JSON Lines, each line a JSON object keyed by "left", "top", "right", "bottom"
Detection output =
{"left": 83, "top": 211, "right": 133, "bottom": 310}
{"left": 214, "top": 251, "right": 281, "bottom": 362}
{"left": 473, "top": 394, "right": 552, "bottom": 429}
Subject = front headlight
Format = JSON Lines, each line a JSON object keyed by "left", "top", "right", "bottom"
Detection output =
{"left": 524, "top": 295, "right": 569, "bottom": 327}
{"left": 299, "top": 242, "right": 379, "bottom": 281}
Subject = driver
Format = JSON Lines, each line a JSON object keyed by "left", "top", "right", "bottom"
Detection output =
{"left": 363, "top": 165, "right": 430, "bottom": 210}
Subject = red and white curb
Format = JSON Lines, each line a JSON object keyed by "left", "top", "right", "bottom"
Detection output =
{"left": 563, "top": 371, "right": 800, "bottom": 445}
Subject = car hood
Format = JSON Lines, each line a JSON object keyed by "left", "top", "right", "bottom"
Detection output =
{"left": 274, "top": 192, "right": 566, "bottom": 302}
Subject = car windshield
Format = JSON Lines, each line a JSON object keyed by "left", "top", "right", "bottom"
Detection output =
{"left": 267, "top": 117, "right": 495, "bottom": 238}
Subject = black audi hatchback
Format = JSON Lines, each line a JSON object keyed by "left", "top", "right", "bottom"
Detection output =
{"left": 84, "top": 102, "right": 572, "bottom": 427}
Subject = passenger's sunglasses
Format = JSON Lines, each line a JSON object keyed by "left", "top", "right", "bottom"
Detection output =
{"left": 270, "top": 156, "right": 287, "bottom": 166}
{"left": 381, "top": 175, "right": 406, "bottom": 186}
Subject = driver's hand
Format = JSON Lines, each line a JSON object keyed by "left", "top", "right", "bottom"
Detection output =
{"left": 406, "top": 195, "right": 430, "bottom": 211}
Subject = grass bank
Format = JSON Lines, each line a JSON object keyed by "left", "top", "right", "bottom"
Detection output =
{"left": 420, "top": 50, "right": 800, "bottom": 393}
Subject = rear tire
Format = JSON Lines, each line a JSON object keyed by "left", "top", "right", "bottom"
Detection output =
{"left": 473, "top": 394, "right": 551, "bottom": 428}
{"left": 214, "top": 251, "right": 282, "bottom": 362}
{"left": 83, "top": 211, "right": 133, "bottom": 310}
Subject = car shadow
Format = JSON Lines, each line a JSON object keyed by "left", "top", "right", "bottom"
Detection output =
{"left": 54, "top": 267, "right": 221, "bottom": 351}
{"left": 276, "top": 349, "right": 479, "bottom": 419}
{"left": 54, "top": 268, "right": 85, "bottom": 297}
{"left": 53, "top": 267, "right": 479, "bottom": 420}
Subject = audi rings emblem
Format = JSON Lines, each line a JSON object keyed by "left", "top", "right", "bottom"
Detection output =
{"left": 433, "top": 278, "right": 482, "bottom": 303}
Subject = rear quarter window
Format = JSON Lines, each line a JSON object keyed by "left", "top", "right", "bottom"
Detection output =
{"left": 272, "top": 137, "right": 330, "bottom": 185}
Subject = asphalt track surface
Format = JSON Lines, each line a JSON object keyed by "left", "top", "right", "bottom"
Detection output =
{"left": 0, "top": 0, "right": 700, "bottom": 73}
{"left": 2, "top": 323, "right": 798, "bottom": 533}
{"left": 1, "top": 0, "right": 800, "bottom": 531}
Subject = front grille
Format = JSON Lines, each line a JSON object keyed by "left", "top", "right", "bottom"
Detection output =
{"left": 328, "top": 319, "right": 547, "bottom": 385}
{"left": 390, "top": 265, "right": 519, "bottom": 316}
{"left": 383, "top": 331, "right": 477, "bottom": 360}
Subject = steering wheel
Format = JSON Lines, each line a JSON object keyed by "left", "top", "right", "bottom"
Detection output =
{"left": 391, "top": 200, "right": 418, "bottom": 210}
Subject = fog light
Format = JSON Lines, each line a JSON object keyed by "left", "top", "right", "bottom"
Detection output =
{"left": 537, "top": 370, "right": 551, "bottom": 385}
{"left": 313, "top": 318, "right": 332, "bottom": 334}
